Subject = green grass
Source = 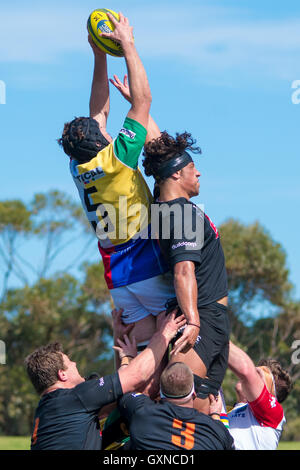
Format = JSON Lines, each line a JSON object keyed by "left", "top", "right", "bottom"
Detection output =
{"left": 0, "top": 436, "right": 300, "bottom": 451}
{"left": 0, "top": 436, "right": 30, "bottom": 450}
{"left": 278, "top": 441, "right": 300, "bottom": 450}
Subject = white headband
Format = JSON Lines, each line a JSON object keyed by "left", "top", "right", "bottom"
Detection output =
{"left": 160, "top": 384, "right": 195, "bottom": 401}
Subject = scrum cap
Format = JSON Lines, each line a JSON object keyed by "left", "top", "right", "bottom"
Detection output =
{"left": 62, "top": 117, "right": 110, "bottom": 163}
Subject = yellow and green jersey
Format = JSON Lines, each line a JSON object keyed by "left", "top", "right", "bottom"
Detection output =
{"left": 70, "top": 117, "right": 169, "bottom": 289}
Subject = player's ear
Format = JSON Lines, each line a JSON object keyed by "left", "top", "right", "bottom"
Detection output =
{"left": 58, "top": 369, "right": 68, "bottom": 382}
{"left": 171, "top": 170, "right": 181, "bottom": 181}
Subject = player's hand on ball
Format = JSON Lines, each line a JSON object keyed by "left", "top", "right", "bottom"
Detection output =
{"left": 88, "top": 34, "right": 105, "bottom": 56}
{"left": 100, "top": 12, "right": 134, "bottom": 46}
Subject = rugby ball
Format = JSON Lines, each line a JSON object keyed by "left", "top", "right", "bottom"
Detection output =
{"left": 87, "top": 8, "right": 124, "bottom": 57}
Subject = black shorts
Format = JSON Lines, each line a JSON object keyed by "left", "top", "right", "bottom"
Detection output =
{"left": 193, "top": 301, "right": 230, "bottom": 395}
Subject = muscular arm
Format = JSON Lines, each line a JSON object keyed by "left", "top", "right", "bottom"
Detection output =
{"left": 228, "top": 341, "right": 265, "bottom": 402}
{"left": 145, "top": 115, "right": 161, "bottom": 144}
{"left": 124, "top": 43, "right": 152, "bottom": 128}
{"left": 88, "top": 36, "right": 112, "bottom": 142}
{"left": 171, "top": 261, "right": 200, "bottom": 355}
{"left": 102, "top": 13, "right": 152, "bottom": 129}
{"left": 174, "top": 261, "right": 199, "bottom": 324}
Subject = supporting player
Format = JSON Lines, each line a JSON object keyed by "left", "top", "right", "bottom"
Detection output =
{"left": 226, "top": 340, "right": 292, "bottom": 450}
{"left": 118, "top": 361, "right": 234, "bottom": 450}
{"left": 58, "top": 13, "right": 175, "bottom": 360}
{"left": 25, "top": 310, "right": 185, "bottom": 450}
{"left": 142, "top": 133, "right": 230, "bottom": 413}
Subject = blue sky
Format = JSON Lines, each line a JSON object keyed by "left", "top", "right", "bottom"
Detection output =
{"left": 1, "top": 0, "right": 300, "bottom": 300}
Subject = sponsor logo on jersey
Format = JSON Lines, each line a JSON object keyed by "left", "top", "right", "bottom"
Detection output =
{"left": 98, "top": 377, "right": 105, "bottom": 387}
{"left": 269, "top": 396, "right": 277, "bottom": 408}
{"left": 195, "top": 335, "right": 201, "bottom": 344}
{"left": 171, "top": 241, "right": 197, "bottom": 250}
{"left": 76, "top": 166, "right": 105, "bottom": 185}
{"left": 119, "top": 127, "right": 136, "bottom": 140}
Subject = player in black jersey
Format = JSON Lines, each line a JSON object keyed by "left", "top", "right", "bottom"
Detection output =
{"left": 25, "top": 309, "right": 185, "bottom": 450}
{"left": 143, "top": 132, "right": 230, "bottom": 413}
{"left": 118, "top": 361, "right": 234, "bottom": 450}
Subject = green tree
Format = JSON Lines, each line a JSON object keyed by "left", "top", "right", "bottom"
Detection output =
{"left": 0, "top": 200, "right": 32, "bottom": 300}
{"left": 219, "top": 219, "right": 300, "bottom": 440}
{"left": 1, "top": 197, "right": 300, "bottom": 440}
{"left": 0, "top": 190, "right": 97, "bottom": 301}
{"left": 0, "top": 266, "right": 112, "bottom": 435}
{"left": 0, "top": 190, "right": 113, "bottom": 435}
{"left": 220, "top": 219, "right": 292, "bottom": 340}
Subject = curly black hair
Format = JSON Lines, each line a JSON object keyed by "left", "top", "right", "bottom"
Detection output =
{"left": 142, "top": 131, "right": 201, "bottom": 183}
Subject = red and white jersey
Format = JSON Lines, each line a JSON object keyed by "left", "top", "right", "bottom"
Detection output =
{"left": 228, "top": 385, "right": 285, "bottom": 450}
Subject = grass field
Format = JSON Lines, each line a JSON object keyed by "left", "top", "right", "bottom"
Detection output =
{"left": 0, "top": 437, "right": 30, "bottom": 450}
{"left": 1, "top": 437, "right": 300, "bottom": 451}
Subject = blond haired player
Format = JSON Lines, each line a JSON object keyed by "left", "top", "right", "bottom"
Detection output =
{"left": 58, "top": 13, "right": 174, "bottom": 355}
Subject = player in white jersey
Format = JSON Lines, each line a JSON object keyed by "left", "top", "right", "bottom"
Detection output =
{"left": 226, "top": 341, "right": 292, "bottom": 450}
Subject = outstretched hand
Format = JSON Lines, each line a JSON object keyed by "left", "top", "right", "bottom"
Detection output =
{"left": 208, "top": 392, "right": 223, "bottom": 416}
{"left": 156, "top": 310, "right": 186, "bottom": 343}
{"left": 170, "top": 324, "right": 200, "bottom": 356}
{"left": 111, "top": 308, "right": 135, "bottom": 342}
{"left": 113, "top": 334, "right": 137, "bottom": 360}
{"left": 109, "top": 74, "right": 131, "bottom": 103}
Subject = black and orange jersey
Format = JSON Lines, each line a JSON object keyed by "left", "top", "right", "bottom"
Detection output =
{"left": 31, "top": 373, "right": 122, "bottom": 450}
{"left": 118, "top": 393, "right": 234, "bottom": 450}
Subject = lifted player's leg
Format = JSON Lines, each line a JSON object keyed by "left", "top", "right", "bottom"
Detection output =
{"left": 168, "top": 348, "right": 210, "bottom": 414}
{"left": 110, "top": 275, "right": 175, "bottom": 399}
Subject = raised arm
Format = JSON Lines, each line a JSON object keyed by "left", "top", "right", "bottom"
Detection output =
{"left": 109, "top": 74, "right": 161, "bottom": 143}
{"left": 100, "top": 12, "right": 152, "bottom": 130}
{"left": 171, "top": 261, "right": 200, "bottom": 355}
{"left": 88, "top": 35, "right": 112, "bottom": 142}
{"left": 228, "top": 340, "right": 265, "bottom": 402}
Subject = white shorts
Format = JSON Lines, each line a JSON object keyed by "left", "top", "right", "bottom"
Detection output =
{"left": 110, "top": 272, "right": 175, "bottom": 324}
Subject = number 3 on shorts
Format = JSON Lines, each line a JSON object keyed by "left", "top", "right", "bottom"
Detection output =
{"left": 171, "top": 418, "right": 195, "bottom": 450}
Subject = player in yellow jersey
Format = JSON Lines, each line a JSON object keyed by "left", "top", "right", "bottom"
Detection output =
{"left": 58, "top": 13, "right": 175, "bottom": 365}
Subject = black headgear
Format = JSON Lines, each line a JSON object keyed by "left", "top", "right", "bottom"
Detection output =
{"left": 63, "top": 117, "right": 110, "bottom": 163}
{"left": 154, "top": 151, "right": 193, "bottom": 181}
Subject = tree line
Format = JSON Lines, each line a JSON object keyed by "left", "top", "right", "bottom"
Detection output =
{"left": 0, "top": 191, "right": 300, "bottom": 439}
